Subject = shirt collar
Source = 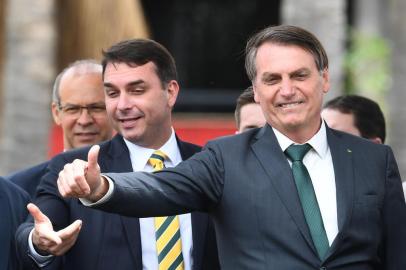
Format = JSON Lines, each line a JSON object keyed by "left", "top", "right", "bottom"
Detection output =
{"left": 272, "top": 120, "right": 328, "bottom": 158}
{"left": 123, "top": 128, "right": 180, "bottom": 169}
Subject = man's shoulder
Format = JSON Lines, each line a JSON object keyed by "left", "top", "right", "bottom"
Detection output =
{"left": 205, "top": 127, "right": 260, "bottom": 147}
{"left": 328, "top": 128, "right": 387, "bottom": 149}
{"left": 0, "top": 177, "right": 30, "bottom": 207}
{"left": 327, "top": 127, "right": 390, "bottom": 159}
{"left": 6, "top": 161, "right": 49, "bottom": 182}
{"left": 177, "top": 139, "right": 202, "bottom": 153}
{"left": 51, "top": 136, "right": 124, "bottom": 164}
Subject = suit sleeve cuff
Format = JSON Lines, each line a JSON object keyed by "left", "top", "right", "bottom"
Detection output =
{"left": 27, "top": 229, "right": 54, "bottom": 267}
{"left": 80, "top": 174, "right": 114, "bottom": 206}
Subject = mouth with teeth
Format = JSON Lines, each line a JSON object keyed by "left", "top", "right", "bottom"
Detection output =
{"left": 74, "top": 132, "right": 100, "bottom": 143}
{"left": 118, "top": 116, "right": 143, "bottom": 128}
{"left": 277, "top": 101, "right": 304, "bottom": 108}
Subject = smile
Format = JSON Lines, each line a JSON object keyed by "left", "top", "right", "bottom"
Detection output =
{"left": 119, "top": 116, "right": 141, "bottom": 122}
{"left": 277, "top": 101, "right": 303, "bottom": 108}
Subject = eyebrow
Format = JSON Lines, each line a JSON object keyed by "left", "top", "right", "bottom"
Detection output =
{"left": 261, "top": 67, "right": 312, "bottom": 79}
{"left": 62, "top": 102, "right": 106, "bottom": 107}
{"left": 104, "top": 79, "right": 146, "bottom": 88}
{"left": 290, "top": 68, "right": 311, "bottom": 76}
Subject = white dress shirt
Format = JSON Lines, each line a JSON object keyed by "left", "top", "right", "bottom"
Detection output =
{"left": 123, "top": 129, "right": 193, "bottom": 270}
{"left": 402, "top": 181, "right": 406, "bottom": 202}
{"left": 272, "top": 121, "right": 338, "bottom": 245}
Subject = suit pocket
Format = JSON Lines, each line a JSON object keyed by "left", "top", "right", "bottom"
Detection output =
{"left": 353, "top": 194, "right": 382, "bottom": 244}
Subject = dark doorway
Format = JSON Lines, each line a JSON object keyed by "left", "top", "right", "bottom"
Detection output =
{"left": 142, "top": 0, "right": 280, "bottom": 112}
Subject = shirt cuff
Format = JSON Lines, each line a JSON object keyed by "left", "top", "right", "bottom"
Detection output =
{"left": 27, "top": 229, "right": 54, "bottom": 267}
{"left": 80, "top": 175, "right": 114, "bottom": 206}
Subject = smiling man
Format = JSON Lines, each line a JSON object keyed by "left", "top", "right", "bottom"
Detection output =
{"left": 52, "top": 61, "right": 113, "bottom": 149}
{"left": 58, "top": 25, "right": 406, "bottom": 270}
{"left": 6, "top": 60, "right": 113, "bottom": 198}
{"left": 16, "top": 40, "right": 219, "bottom": 270}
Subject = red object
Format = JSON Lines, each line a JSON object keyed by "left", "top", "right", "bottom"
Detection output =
{"left": 48, "top": 114, "right": 236, "bottom": 158}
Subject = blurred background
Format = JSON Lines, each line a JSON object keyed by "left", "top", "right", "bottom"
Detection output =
{"left": 0, "top": 0, "right": 405, "bottom": 180}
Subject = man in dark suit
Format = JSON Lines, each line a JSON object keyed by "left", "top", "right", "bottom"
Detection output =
{"left": 16, "top": 39, "right": 219, "bottom": 270}
{"left": 58, "top": 25, "right": 406, "bottom": 269}
{"left": 0, "top": 177, "right": 30, "bottom": 270}
{"left": 6, "top": 60, "right": 113, "bottom": 198}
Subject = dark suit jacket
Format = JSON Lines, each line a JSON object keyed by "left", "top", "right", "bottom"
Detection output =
{"left": 16, "top": 134, "right": 219, "bottom": 270}
{"left": 96, "top": 125, "right": 406, "bottom": 270}
{"left": 0, "top": 177, "right": 30, "bottom": 270}
{"left": 6, "top": 161, "right": 49, "bottom": 199}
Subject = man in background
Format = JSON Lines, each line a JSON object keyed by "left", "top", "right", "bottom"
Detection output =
{"left": 6, "top": 60, "right": 113, "bottom": 197}
{"left": 322, "top": 95, "right": 406, "bottom": 200}
{"left": 234, "top": 86, "right": 266, "bottom": 133}
{"left": 321, "top": 94, "right": 385, "bottom": 144}
{"left": 16, "top": 39, "right": 219, "bottom": 270}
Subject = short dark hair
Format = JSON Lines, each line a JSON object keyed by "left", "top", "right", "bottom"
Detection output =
{"left": 245, "top": 25, "right": 328, "bottom": 82}
{"left": 101, "top": 39, "right": 177, "bottom": 88}
{"left": 323, "top": 95, "right": 386, "bottom": 143}
{"left": 235, "top": 86, "right": 256, "bottom": 128}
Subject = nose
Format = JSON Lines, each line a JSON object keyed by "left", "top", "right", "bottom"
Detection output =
{"left": 117, "top": 92, "right": 131, "bottom": 111}
{"left": 76, "top": 108, "right": 94, "bottom": 126}
{"left": 279, "top": 79, "right": 295, "bottom": 97}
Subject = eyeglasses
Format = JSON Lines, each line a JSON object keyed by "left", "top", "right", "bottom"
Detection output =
{"left": 58, "top": 103, "right": 106, "bottom": 118}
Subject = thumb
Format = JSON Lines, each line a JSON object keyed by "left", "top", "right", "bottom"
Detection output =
{"left": 28, "top": 203, "right": 49, "bottom": 224}
{"left": 87, "top": 145, "right": 100, "bottom": 171}
{"left": 29, "top": 203, "right": 62, "bottom": 245}
{"left": 57, "top": 220, "right": 82, "bottom": 239}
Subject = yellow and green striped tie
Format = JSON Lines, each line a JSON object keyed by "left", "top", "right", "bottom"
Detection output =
{"left": 149, "top": 150, "right": 184, "bottom": 270}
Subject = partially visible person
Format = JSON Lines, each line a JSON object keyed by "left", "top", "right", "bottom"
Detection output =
{"left": 234, "top": 86, "right": 266, "bottom": 133}
{"left": 322, "top": 96, "right": 406, "bottom": 201}
{"left": 321, "top": 94, "right": 385, "bottom": 144}
{"left": 16, "top": 39, "right": 219, "bottom": 270}
{"left": 0, "top": 176, "right": 29, "bottom": 270}
{"left": 6, "top": 60, "right": 113, "bottom": 198}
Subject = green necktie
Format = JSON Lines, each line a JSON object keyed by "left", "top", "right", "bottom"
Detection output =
{"left": 149, "top": 150, "right": 184, "bottom": 270}
{"left": 285, "top": 144, "right": 329, "bottom": 259}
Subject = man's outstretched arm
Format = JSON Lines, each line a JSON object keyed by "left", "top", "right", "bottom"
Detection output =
{"left": 57, "top": 142, "right": 225, "bottom": 218}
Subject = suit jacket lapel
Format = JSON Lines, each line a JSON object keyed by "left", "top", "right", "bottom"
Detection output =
{"left": 324, "top": 128, "right": 355, "bottom": 259}
{"left": 101, "top": 135, "right": 143, "bottom": 269}
{"left": 251, "top": 125, "right": 317, "bottom": 254}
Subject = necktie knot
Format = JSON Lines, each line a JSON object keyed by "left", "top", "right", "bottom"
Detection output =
{"left": 285, "top": 143, "right": 312, "bottom": 162}
{"left": 148, "top": 150, "right": 167, "bottom": 171}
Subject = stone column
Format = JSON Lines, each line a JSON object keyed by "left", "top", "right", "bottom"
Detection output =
{"left": 386, "top": 0, "right": 406, "bottom": 179}
{"left": 0, "top": 0, "right": 56, "bottom": 174}
{"left": 281, "top": 0, "right": 347, "bottom": 100}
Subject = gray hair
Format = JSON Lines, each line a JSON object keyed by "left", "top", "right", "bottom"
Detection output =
{"left": 52, "top": 59, "right": 102, "bottom": 104}
{"left": 245, "top": 25, "right": 329, "bottom": 82}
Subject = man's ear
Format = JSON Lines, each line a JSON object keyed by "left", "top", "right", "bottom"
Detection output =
{"left": 369, "top": 137, "right": 383, "bottom": 144}
{"left": 252, "top": 84, "right": 260, "bottom": 103}
{"left": 51, "top": 102, "right": 62, "bottom": 126}
{"left": 321, "top": 69, "right": 330, "bottom": 94}
{"left": 166, "top": 80, "right": 180, "bottom": 108}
